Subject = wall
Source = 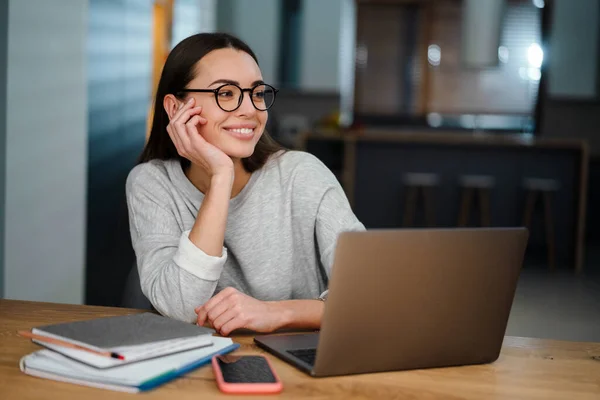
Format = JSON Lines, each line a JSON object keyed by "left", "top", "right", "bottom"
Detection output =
{"left": 171, "top": 0, "right": 216, "bottom": 47}
{"left": 4, "top": 0, "right": 87, "bottom": 303}
{"left": 217, "top": 0, "right": 280, "bottom": 84}
{"left": 538, "top": 0, "right": 600, "bottom": 247}
{"left": 541, "top": 0, "right": 600, "bottom": 155}
{"left": 300, "top": 0, "right": 342, "bottom": 91}
{"left": 216, "top": 0, "right": 235, "bottom": 36}
{"left": 0, "top": 0, "right": 8, "bottom": 298}
{"left": 217, "top": 0, "right": 346, "bottom": 91}
{"left": 588, "top": 158, "right": 600, "bottom": 243}
{"left": 339, "top": 0, "right": 356, "bottom": 126}
{"left": 86, "top": 0, "right": 152, "bottom": 306}
{"left": 542, "top": 101, "right": 600, "bottom": 154}
{"left": 548, "top": 0, "right": 599, "bottom": 99}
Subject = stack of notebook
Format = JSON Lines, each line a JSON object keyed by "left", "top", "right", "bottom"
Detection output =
{"left": 19, "top": 313, "right": 239, "bottom": 392}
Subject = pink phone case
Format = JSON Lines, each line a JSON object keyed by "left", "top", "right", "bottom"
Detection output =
{"left": 211, "top": 355, "right": 283, "bottom": 394}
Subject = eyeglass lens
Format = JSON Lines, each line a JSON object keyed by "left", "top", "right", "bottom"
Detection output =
{"left": 216, "top": 84, "right": 276, "bottom": 111}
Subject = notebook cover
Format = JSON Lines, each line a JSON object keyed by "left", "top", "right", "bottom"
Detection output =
{"left": 32, "top": 335, "right": 214, "bottom": 369}
{"left": 35, "top": 313, "right": 214, "bottom": 348}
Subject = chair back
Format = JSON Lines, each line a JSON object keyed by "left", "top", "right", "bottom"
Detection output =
{"left": 121, "top": 263, "right": 154, "bottom": 310}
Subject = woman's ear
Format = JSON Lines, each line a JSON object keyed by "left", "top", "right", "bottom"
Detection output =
{"left": 163, "top": 94, "right": 182, "bottom": 120}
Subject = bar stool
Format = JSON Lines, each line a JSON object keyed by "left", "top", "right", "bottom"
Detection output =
{"left": 457, "top": 175, "right": 495, "bottom": 227}
{"left": 402, "top": 173, "right": 439, "bottom": 227}
{"left": 522, "top": 178, "right": 560, "bottom": 270}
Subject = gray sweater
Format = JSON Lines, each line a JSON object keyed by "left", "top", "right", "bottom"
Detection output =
{"left": 126, "top": 150, "right": 365, "bottom": 322}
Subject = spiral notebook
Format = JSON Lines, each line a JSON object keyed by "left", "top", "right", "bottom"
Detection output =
{"left": 29, "top": 313, "right": 214, "bottom": 368}
{"left": 20, "top": 337, "right": 239, "bottom": 393}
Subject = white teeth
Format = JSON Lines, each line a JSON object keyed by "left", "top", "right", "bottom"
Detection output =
{"left": 227, "top": 128, "right": 253, "bottom": 134}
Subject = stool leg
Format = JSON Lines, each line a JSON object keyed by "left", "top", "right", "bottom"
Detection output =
{"left": 543, "top": 191, "right": 557, "bottom": 270}
{"left": 479, "top": 189, "right": 492, "bottom": 227}
{"left": 522, "top": 190, "right": 537, "bottom": 229}
{"left": 424, "top": 187, "right": 435, "bottom": 227}
{"left": 458, "top": 188, "right": 473, "bottom": 227}
{"left": 403, "top": 186, "right": 417, "bottom": 227}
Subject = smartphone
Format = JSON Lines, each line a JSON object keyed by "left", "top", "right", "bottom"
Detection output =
{"left": 212, "top": 354, "right": 283, "bottom": 394}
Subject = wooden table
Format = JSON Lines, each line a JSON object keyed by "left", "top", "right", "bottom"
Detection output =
{"left": 1, "top": 299, "right": 599, "bottom": 399}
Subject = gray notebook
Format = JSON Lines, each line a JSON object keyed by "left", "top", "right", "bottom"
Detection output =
{"left": 30, "top": 313, "right": 215, "bottom": 368}
{"left": 35, "top": 313, "right": 213, "bottom": 348}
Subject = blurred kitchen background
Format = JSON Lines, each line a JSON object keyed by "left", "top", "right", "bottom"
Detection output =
{"left": 1, "top": 0, "right": 599, "bottom": 342}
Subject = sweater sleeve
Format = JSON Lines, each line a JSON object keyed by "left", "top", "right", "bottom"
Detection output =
{"left": 315, "top": 181, "right": 366, "bottom": 276}
{"left": 292, "top": 154, "right": 365, "bottom": 296}
{"left": 126, "top": 168, "right": 227, "bottom": 322}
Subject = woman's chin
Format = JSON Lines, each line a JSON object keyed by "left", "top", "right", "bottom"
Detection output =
{"left": 217, "top": 135, "right": 262, "bottom": 160}
{"left": 223, "top": 145, "right": 256, "bottom": 160}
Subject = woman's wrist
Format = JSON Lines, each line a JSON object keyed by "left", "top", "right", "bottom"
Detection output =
{"left": 266, "top": 301, "right": 292, "bottom": 330}
{"left": 210, "top": 169, "right": 234, "bottom": 188}
{"left": 269, "top": 300, "right": 324, "bottom": 331}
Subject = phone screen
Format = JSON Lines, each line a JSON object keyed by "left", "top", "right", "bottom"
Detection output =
{"left": 216, "top": 355, "right": 277, "bottom": 383}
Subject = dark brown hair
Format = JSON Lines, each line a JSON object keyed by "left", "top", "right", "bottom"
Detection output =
{"left": 138, "top": 33, "right": 284, "bottom": 172}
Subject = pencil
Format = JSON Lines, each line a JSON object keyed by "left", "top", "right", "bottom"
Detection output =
{"left": 17, "top": 330, "right": 126, "bottom": 360}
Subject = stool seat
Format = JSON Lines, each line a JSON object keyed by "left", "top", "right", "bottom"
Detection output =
{"left": 523, "top": 178, "right": 560, "bottom": 192}
{"left": 402, "top": 173, "right": 440, "bottom": 187}
{"left": 459, "top": 175, "right": 495, "bottom": 189}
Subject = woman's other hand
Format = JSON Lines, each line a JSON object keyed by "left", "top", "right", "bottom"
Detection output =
{"left": 195, "top": 287, "right": 287, "bottom": 336}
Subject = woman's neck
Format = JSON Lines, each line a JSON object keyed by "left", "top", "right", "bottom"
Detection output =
{"left": 185, "top": 159, "right": 251, "bottom": 198}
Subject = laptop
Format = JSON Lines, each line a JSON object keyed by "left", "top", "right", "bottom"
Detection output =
{"left": 255, "top": 228, "right": 528, "bottom": 377}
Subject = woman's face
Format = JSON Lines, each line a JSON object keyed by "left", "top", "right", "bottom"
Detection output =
{"left": 178, "top": 48, "right": 268, "bottom": 160}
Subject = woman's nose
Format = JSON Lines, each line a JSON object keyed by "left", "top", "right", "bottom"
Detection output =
{"left": 236, "top": 91, "right": 256, "bottom": 115}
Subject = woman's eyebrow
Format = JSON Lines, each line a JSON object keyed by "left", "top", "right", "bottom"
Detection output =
{"left": 209, "top": 79, "right": 238, "bottom": 86}
{"left": 208, "top": 79, "right": 265, "bottom": 87}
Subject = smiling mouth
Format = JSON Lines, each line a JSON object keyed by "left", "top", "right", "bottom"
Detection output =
{"left": 224, "top": 128, "right": 254, "bottom": 134}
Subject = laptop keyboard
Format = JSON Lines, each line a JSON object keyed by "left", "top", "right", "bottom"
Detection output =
{"left": 287, "top": 348, "right": 317, "bottom": 366}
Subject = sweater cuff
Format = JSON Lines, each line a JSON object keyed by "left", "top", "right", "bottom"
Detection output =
{"left": 173, "top": 230, "right": 227, "bottom": 281}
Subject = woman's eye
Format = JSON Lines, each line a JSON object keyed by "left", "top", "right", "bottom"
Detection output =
{"left": 218, "top": 91, "right": 235, "bottom": 98}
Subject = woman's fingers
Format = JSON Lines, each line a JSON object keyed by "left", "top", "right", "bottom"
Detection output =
{"left": 212, "top": 309, "right": 238, "bottom": 334}
{"left": 196, "top": 306, "right": 208, "bottom": 326}
{"left": 173, "top": 104, "right": 203, "bottom": 152}
{"left": 196, "top": 288, "right": 237, "bottom": 324}
{"left": 170, "top": 105, "right": 204, "bottom": 157}
{"left": 185, "top": 115, "right": 203, "bottom": 137}
{"left": 174, "top": 120, "right": 192, "bottom": 156}
{"left": 171, "top": 97, "right": 195, "bottom": 122}
{"left": 206, "top": 299, "right": 232, "bottom": 323}
{"left": 174, "top": 105, "right": 203, "bottom": 126}
{"left": 186, "top": 116, "right": 210, "bottom": 152}
{"left": 166, "top": 96, "right": 208, "bottom": 160}
{"left": 219, "top": 317, "right": 245, "bottom": 337}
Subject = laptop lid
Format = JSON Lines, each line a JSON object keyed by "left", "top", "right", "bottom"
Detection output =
{"left": 308, "top": 227, "right": 528, "bottom": 377}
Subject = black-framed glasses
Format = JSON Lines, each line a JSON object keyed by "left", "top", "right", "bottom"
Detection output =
{"left": 178, "top": 83, "right": 278, "bottom": 112}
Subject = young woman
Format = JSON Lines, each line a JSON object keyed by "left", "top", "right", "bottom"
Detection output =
{"left": 126, "top": 33, "right": 364, "bottom": 336}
